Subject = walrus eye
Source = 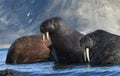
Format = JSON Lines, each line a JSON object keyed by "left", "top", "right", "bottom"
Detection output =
{"left": 42, "top": 32, "right": 50, "bottom": 41}
{"left": 84, "top": 48, "right": 90, "bottom": 63}
{"left": 51, "top": 24, "right": 56, "bottom": 32}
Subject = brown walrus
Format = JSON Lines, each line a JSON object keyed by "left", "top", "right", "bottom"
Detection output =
{"left": 6, "top": 35, "right": 52, "bottom": 64}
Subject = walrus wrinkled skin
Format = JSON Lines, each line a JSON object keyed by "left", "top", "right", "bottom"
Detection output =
{"left": 6, "top": 35, "right": 51, "bottom": 64}
{"left": 40, "top": 17, "right": 85, "bottom": 65}
{"left": 80, "top": 30, "right": 120, "bottom": 66}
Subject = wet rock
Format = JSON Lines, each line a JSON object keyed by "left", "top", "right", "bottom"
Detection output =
{"left": 0, "top": 69, "right": 28, "bottom": 76}
{"left": 0, "top": 69, "right": 13, "bottom": 76}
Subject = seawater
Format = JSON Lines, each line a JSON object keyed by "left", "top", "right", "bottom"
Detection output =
{"left": 0, "top": 48, "right": 120, "bottom": 76}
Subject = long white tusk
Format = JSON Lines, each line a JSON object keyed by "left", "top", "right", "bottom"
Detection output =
{"left": 46, "top": 32, "right": 50, "bottom": 40}
{"left": 42, "top": 34, "right": 45, "bottom": 41}
{"left": 84, "top": 50, "right": 86, "bottom": 62}
{"left": 86, "top": 48, "right": 90, "bottom": 62}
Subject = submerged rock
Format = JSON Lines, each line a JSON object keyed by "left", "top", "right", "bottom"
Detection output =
{"left": 6, "top": 35, "right": 52, "bottom": 64}
{"left": 0, "top": 69, "right": 29, "bottom": 76}
{"left": 0, "top": 69, "right": 13, "bottom": 76}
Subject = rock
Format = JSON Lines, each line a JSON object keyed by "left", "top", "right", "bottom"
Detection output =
{"left": 0, "top": 69, "right": 13, "bottom": 76}
{"left": 0, "top": 69, "right": 29, "bottom": 76}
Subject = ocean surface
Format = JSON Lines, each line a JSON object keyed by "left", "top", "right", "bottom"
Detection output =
{"left": 0, "top": 48, "right": 120, "bottom": 76}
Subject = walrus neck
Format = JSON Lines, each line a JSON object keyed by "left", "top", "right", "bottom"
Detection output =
{"left": 57, "top": 25, "right": 75, "bottom": 36}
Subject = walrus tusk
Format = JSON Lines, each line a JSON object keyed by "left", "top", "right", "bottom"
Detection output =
{"left": 42, "top": 34, "right": 45, "bottom": 41}
{"left": 46, "top": 32, "right": 50, "bottom": 40}
{"left": 86, "top": 48, "right": 90, "bottom": 62}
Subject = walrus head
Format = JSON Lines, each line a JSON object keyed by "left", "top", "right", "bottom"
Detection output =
{"left": 40, "top": 17, "right": 57, "bottom": 41}
{"left": 80, "top": 35, "right": 94, "bottom": 63}
{"left": 40, "top": 18, "right": 58, "bottom": 33}
{"left": 40, "top": 17, "right": 69, "bottom": 41}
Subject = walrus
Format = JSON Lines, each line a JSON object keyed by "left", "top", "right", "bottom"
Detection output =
{"left": 80, "top": 30, "right": 120, "bottom": 66}
{"left": 6, "top": 35, "right": 52, "bottom": 64}
{"left": 40, "top": 17, "right": 86, "bottom": 65}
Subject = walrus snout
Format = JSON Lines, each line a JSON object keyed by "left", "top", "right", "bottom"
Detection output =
{"left": 80, "top": 36, "right": 94, "bottom": 63}
{"left": 40, "top": 21, "right": 56, "bottom": 42}
{"left": 40, "top": 20, "right": 55, "bottom": 41}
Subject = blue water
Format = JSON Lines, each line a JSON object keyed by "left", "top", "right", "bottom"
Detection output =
{"left": 1, "top": 48, "right": 120, "bottom": 76}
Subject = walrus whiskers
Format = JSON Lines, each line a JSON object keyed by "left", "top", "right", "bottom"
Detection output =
{"left": 86, "top": 48, "right": 90, "bottom": 62}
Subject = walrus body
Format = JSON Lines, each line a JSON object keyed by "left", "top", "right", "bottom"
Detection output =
{"left": 6, "top": 35, "right": 51, "bottom": 64}
{"left": 40, "top": 17, "right": 85, "bottom": 65}
{"left": 80, "top": 30, "right": 120, "bottom": 66}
